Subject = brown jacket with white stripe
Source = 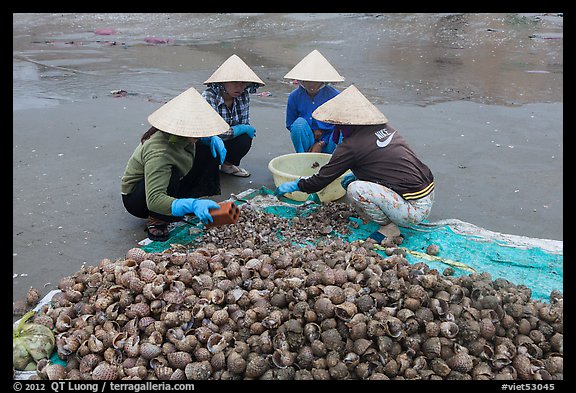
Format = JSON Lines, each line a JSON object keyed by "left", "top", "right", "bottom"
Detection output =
{"left": 297, "top": 124, "right": 434, "bottom": 200}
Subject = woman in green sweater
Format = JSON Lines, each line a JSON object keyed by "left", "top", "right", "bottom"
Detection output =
{"left": 121, "top": 86, "right": 230, "bottom": 241}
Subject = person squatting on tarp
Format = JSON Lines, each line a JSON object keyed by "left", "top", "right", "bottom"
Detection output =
{"left": 202, "top": 54, "right": 266, "bottom": 178}
{"left": 284, "top": 49, "right": 345, "bottom": 154}
{"left": 120, "top": 86, "right": 228, "bottom": 242}
{"left": 275, "top": 85, "right": 435, "bottom": 242}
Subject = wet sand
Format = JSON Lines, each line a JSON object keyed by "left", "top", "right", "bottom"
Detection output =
{"left": 13, "top": 13, "right": 563, "bottom": 302}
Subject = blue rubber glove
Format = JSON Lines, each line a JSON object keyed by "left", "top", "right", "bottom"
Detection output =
{"left": 274, "top": 180, "right": 301, "bottom": 196}
{"left": 232, "top": 124, "right": 256, "bottom": 139}
{"left": 340, "top": 173, "right": 357, "bottom": 190}
{"left": 200, "top": 136, "right": 227, "bottom": 165}
{"left": 171, "top": 198, "right": 220, "bottom": 224}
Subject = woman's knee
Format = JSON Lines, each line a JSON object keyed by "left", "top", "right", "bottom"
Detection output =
{"left": 225, "top": 134, "right": 252, "bottom": 164}
{"left": 232, "top": 133, "right": 253, "bottom": 149}
{"left": 290, "top": 118, "right": 314, "bottom": 152}
{"left": 122, "top": 193, "right": 149, "bottom": 219}
{"left": 290, "top": 117, "right": 312, "bottom": 136}
{"left": 346, "top": 181, "right": 363, "bottom": 199}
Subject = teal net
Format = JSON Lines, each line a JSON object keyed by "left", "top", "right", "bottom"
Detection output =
{"left": 141, "top": 187, "right": 563, "bottom": 302}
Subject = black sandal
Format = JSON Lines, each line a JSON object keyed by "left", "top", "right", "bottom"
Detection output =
{"left": 146, "top": 223, "right": 170, "bottom": 242}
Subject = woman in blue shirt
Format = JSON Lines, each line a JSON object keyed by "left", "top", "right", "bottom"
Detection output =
{"left": 284, "top": 50, "right": 345, "bottom": 153}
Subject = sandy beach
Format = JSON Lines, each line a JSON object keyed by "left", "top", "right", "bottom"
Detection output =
{"left": 13, "top": 13, "right": 563, "bottom": 303}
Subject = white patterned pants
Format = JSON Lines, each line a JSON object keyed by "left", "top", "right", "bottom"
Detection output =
{"left": 347, "top": 180, "right": 434, "bottom": 227}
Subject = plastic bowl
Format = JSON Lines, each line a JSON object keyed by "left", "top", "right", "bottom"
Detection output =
{"left": 268, "top": 153, "right": 351, "bottom": 202}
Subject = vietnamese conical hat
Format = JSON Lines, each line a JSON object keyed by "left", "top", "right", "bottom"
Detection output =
{"left": 312, "top": 85, "right": 388, "bottom": 125}
{"left": 283, "top": 49, "right": 345, "bottom": 82}
{"left": 148, "top": 86, "right": 230, "bottom": 138}
{"left": 203, "top": 54, "right": 265, "bottom": 85}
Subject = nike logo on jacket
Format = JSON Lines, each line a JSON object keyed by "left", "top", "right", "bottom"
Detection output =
{"left": 375, "top": 128, "right": 396, "bottom": 148}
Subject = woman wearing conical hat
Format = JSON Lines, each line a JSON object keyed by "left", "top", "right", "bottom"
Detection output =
{"left": 121, "top": 86, "right": 230, "bottom": 242}
{"left": 284, "top": 49, "right": 345, "bottom": 154}
{"left": 201, "top": 54, "right": 265, "bottom": 177}
{"left": 275, "top": 85, "right": 435, "bottom": 243}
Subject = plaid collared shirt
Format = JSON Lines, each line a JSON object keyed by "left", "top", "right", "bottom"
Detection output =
{"left": 202, "top": 84, "right": 252, "bottom": 141}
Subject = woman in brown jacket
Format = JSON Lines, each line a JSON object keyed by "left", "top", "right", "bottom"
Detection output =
{"left": 275, "top": 85, "right": 435, "bottom": 243}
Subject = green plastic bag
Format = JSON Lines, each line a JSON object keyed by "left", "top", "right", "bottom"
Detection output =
{"left": 13, "top": 311, "right": 55, "bottom": 371}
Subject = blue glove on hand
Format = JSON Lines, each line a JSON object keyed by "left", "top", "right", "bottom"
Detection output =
{"left": 274, "top": 180, "right": 301, "bottom": 196}
{"left": 171, "top": 198, "right": 220, "bottom": 224}
{"left": 232, "top": 124, "right": 256, "bottom": 139}
{"left": 201, "top": 136, "right": 227, "bottom": 165}
{"left": 340, "top": 173, "right": 357, "bottom": 190}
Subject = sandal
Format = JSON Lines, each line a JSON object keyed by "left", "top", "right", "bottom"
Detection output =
{"left": 369, "top": 221, "right": 401, "bottom": 244}
{"left": 146, "top": 220, "right": 170, "bottom": 242}
{"left": 220, "top": 164, "right": 250, "bottom": 177}
{"left": 369, "top": 231, "right": 387, "bottom": 243}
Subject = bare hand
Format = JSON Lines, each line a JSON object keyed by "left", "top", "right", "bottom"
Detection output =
{"left": 308, "top": 141, "right": 324, "bottom": 153}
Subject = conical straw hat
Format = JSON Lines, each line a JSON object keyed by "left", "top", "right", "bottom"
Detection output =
{"left": 312, "top": 85, "right": 388, "bottom": 125}
{"left": 148, "top": 86, "right": 230, "bottom": 138}
{"left": 204, "top": 54, "right": 265, "bottom": 85}
{"left": 283, "top": 49, "right": 345, "bottom": 82}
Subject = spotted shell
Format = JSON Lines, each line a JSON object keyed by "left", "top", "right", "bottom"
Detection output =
{"left": 478, "top": 318, "right": 496, "bottom": 340}
{"left": 184, "top": 361, "right": 213, "bottom": 380}
{"left": 320, "top": 328, "right": 344, "bottom": 352}
{"left": 192, "top": 347, "right": 210, "bottom": 362}
{"left": 92, "top": 362, "right": 118, "bottom": 380}
{"left": 187, "top": 253, "right": 210, "bottom": 273}
{"left": 124, "top": 365, "right": 147, "bottom": 379}
{"left": 125, "top": 247, "right": 147, "bottom": 263}
{"left": 208, "top": 351, "right": 225, "bottom": 372}
{"left": 161, "top": 289, "right": 183, "bottom": 305}
{"left": 169, "top": 252, "right": 188, "bottom": 266}
{"left": 155, "top": 365, "right": 174, "bottom": 380}
{"left": 26, "top": 287, "right": 41, "bottom": 305}
{"left": 140, "top": 342, "right": 162, "bottom": 360}
{"left": 138, "top": 267, "right": 157, "bottom": 283}
{"left": 544, "top": 355, "right": 563, "bottom": 375}
{"left": 139, "top": 259, "right": 157, "bottom": 271}
{"left": 79, "top": 353, "right": 102, "bottom": 373}
{"left": 430, "top": 358, "right": 451, "bottom": 377}
{"left": 439, "top": 321, "right": 459, "bottom": 339}
{"left": 58, "top": 276, "right": 77, "bottom": 291}
{"left": 447, "top": 351, "right": 474, "bottom": 373}
{"left": 422, "top": 337, "right": 442, "bottom": 359}
{"left": 426, "top": 244, "right": 440, "bottom": 256}
{"left": 313, "top": 297, "right": 335, "bottom": 320}
{"left": 170, "top": 368, "right": 186, "bottom": 380}
{"left": 42, "top": 363, "right": 67, "bottom": 380}
{"left": 128, "top": 277, "right": 146, "bottom": 293}
{"left": 352, "top": 337, "right": 373, "bottom": 355}
{"left": 32, "top": 313, "right": 55, "bottom": 330}
{"left": 126, "top": 302, "right": 150, "bottom": 318}
{"left": 123, "top": 335, "right": 140, "bottom": 358}
{"left": 167, "top": 351, "right": 193, "bottom": 370}
{"left": 244, "top": 356, "right": 269, "bottom": 379}
{"left": 211, "top": 308, "right": 229, "bottom": 326}
{"left": 512, "top": 354, "right": 533, "bottom": 378}
{"left": 94, "top": 293, "right": 114, "bottom": 311}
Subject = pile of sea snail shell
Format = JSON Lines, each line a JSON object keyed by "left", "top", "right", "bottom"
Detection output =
{"left": 29, "top": 203, "right": 562, "bottom": 380}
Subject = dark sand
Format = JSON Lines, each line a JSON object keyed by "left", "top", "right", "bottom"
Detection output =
{"left": 13, "top": 13, "right": 563, "bottom": 303}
